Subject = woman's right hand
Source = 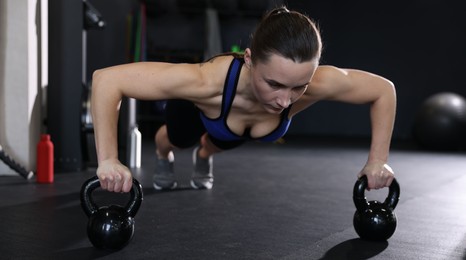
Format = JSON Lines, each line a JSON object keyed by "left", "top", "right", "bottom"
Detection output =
{"left": 96, "top": 158, "right": 133, "bottom": 193}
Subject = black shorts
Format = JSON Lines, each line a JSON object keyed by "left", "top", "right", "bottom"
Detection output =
{"left": 164, "top": 100, "right": 245, "bottom": 150}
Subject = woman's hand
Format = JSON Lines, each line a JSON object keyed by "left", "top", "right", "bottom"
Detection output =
{"left": 96, "top": 158, "right": 133, "bottom": 193}
{"left": 358, "top": 161, "right": 394, "bottom": 190}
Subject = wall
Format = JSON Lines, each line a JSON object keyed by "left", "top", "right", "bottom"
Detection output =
{"left": 287, "top": 0, "right": 466, "bottom": 140}
{"left": 0, "top": 0, "right": 46, "bottom": 175}
{"left": 86, "top": 0, "right": 139, "bottom": 79}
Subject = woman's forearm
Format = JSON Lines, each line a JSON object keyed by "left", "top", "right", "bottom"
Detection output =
{"left": 91, "top": 69, "right": 122, "bottom": 163}
{"left": 367, "top": 81, "right": 397, "bottom": 164}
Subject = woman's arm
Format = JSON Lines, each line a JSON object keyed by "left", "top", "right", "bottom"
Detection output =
{"left": 91, "top": 61, "right": 206, "bottom": 192}
{"left": 300, "top": 65, "right": 397, "bottom": 189}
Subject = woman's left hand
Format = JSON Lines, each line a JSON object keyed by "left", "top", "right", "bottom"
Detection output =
{"left": 358, "top": 161, "right": 395, "bottom": 190}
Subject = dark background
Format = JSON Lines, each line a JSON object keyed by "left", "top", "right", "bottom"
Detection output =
{"left": 84, "top": 0, "right": 466, "bottom": 142}
{"left": 288, "top": 0, "right": 466, "bottom": 140}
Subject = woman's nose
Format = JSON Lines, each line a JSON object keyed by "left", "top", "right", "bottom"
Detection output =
{"left": 276, "top": 89, "right": 291, "bottom": 108}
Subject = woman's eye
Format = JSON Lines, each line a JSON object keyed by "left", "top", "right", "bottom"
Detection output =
{"left": 267, "top": 81, "right": 283, "bottom": 89}
{"left": 294, "top": 84, "right": 308, "bottom": 91}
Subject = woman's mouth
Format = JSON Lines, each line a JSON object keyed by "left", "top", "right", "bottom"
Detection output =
{"left": 266, "top": 104, "right": 284, "bottom": 113}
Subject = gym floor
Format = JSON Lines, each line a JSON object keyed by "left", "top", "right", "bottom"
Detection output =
{"left": 1, "top": 136, "right": 466, "bottom": 260}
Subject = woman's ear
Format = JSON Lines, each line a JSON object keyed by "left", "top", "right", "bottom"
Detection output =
{"left": 244, "top": 48, "right": 252, "bottom": 68}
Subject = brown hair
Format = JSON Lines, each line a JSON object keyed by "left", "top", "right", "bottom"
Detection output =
{"left": 250, "top": 6, "right": 322, "bottom": 64}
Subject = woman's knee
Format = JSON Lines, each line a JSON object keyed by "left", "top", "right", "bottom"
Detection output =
{"left": 201, "top": 134, "right": 223, "bottom": 154}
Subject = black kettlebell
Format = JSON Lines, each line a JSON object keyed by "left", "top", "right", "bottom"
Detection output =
{"left": 353, "top": 175, "right": 400, "bottom": 241}
{"left": 80, "top": 176, "right": 143, "bottom": 250}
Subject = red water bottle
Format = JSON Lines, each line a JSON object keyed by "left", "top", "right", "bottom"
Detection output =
{"left": 37, "top": 134, "right": 54, "bottom": 183}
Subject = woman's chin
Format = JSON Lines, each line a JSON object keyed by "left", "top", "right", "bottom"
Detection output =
{"left": 265, "top": 105, "right": 284, "bottom": 114}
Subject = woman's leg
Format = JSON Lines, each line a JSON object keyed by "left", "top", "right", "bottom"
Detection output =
{"left": 153, "top": 100, "right": 205, "bottom": 190}
{"left": 153, "top": 125, "right": 176, "bottom": 190}
{"left": 197, "top": 133, "right": 222, "bottom": 158}
{"left": 191, "top": 133, "right": 217, "bottom": 189}
{"left": 155, "top": 125, "right": 174, "bottom": 159}
{"left": 191, "top": 133, "right": 245, "bottom": 189}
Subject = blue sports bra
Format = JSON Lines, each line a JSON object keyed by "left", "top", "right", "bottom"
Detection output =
{"left": 199, "top": 57, "right": 292, "bottom": 142}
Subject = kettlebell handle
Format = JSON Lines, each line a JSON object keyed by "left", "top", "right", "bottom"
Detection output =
{"left": 80, "top": 175, "right": 143, "bottom": 218}
{"left": 353, "top": 175, "right": 400, "bottom": 212}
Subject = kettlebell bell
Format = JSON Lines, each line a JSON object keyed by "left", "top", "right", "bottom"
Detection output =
{"left": 353, "top": 175, "right": 400, "bottom": 241}
{"left": 80, "top": 176, "right": 143, "bottom": 250}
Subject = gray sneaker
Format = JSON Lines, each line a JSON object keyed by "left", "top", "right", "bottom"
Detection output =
{"left": 190, "top": 146, "right": 213, "bottom": 189}
{"left": 153, "top": 152, "right": 177, "bottom": 190}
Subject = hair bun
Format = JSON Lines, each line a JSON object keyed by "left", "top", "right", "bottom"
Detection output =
{"left": 270, "top": 6, "right": 290, "bottom": 15}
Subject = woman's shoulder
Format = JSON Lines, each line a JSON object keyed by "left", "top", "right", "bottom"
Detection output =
{"left": 201, "top": 53, "right": 238, "bottom": 67}
{"left": 293, "top": 65, "right": 342, "bottom": 107}
{"left": 313, "top": 65, "right": 340, "bottom": 80}
{"left": 309, "top": 65, "right": 345, "bottom": 91}
{"left": 198, "top": 54, "right": 238, "bottom": 82}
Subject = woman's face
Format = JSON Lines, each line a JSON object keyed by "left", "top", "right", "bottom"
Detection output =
{"left": 247, "top": 52, "right": 317, "bottom": 114}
